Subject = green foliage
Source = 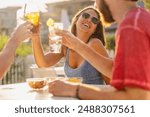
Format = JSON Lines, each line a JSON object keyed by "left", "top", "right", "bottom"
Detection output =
{"left": 0, "top": 34, "right": 9, "bottom": 51}
{"left": 16, "top": 43, "right": 32, "bottom": 57}
{"left": 0, "top": 34, "right": 32, "bottom": 57}
{"left": 105, "top": 34, "right": 115, "bottom": 50}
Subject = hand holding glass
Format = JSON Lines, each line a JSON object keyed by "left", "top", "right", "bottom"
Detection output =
{"left": 23, "top": 0, "right": 40, "bottom": 33}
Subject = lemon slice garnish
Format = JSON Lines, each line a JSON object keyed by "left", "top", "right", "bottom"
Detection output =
{"left": 46, "top": 18, "right": 54, "bottom": 26}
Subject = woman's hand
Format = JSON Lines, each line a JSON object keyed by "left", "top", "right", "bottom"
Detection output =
{"left": 48, "top": 80, "right": 78, "bottom": 97}
{"left": 31, "top": 23, "right": 41, "bottom": 40}
{"left": 55, "top": 29, "right": 80, "bottom": 51}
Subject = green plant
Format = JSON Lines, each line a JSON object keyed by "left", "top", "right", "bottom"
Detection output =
{"left": 16, "top": 43, "right": 32, "bottom": 57}
{"left": 0, "top": 34, "right": 32, "bottom": 57}
{"left": 105, "top": 34, "right": 115, "bottom": 51}
{"left": 0, "top": 34, "right": 9, "bottom": 51}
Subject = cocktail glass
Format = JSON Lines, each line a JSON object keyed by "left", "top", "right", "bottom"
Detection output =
{"left": 48, "top": 22, "right": 63, "bottom": 53}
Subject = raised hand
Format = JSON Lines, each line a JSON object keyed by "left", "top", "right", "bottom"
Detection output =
{"left": 11, "top": 21, "right": 33, "bottom": 44}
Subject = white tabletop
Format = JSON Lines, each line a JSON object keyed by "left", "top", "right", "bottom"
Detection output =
{"left": 0, "top": 82, "right": 77, "bottom": 100}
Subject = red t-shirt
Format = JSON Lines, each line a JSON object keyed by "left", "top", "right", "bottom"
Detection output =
{"left": 111, "top": 8, "right": 150, "bottom": 90}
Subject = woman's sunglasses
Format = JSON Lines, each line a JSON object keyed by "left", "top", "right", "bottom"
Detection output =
{"left": 81, "top": 12, "right": 99, "bottom": 25}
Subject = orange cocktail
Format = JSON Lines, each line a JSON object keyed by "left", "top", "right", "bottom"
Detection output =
{"left": 23, "top": 0, "right": 40, "bottom": 33}
{"left": 24, "top": 12, "right": 39, "bottom": 26}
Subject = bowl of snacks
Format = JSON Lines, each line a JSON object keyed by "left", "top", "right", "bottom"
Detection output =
{"left": 66, "top": 77, "right": 83, "bottom": 83}
{"left": 26, "top": 78, "right": 47, "bottom": 89}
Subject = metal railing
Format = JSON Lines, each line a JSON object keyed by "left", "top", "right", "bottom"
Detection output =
{"left": 1, "top": 57, "right": 26, "bottom": 85}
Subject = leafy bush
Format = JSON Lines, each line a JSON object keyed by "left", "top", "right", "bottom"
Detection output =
{"left": 16, "top": 43, "right": 32, "bottom": 57}
{"left": 0, "top": 34, "right": 32, "bottom": 57}
{"left": 105, "top": 34, "right": 115, "bottom": 51}
{"left": 0, "top": 34, "right": 8, "bottom": 51}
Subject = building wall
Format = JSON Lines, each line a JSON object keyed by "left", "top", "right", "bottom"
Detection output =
{"left": 0, "top": 0, "right": 93, "bottom": 40}
{"left": 0, "top": 7, "right": 20, "bottom": 35}
{"left": 0, "top": 0, "right": 144, "bottom": 37}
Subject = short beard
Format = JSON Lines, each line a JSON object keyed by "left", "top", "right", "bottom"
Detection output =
{"left": 98, "top": 0, "right": 115, "bottom": 24}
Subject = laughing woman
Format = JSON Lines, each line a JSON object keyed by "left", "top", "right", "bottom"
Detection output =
{"left": 31, "top": 6, "right": 110, "bottom": 85}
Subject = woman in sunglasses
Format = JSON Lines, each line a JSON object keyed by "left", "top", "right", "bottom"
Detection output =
{"left": 63, "top": 6, "right": 110, "bottom": 85}
{"left": 32, "top": 6, "right": 109, "bottom": 85}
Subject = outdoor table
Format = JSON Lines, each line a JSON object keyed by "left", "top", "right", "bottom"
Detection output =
{"left": 0, "top": 82, "right": 77, "bottom": 100}
{"left": 0, "top": 82, "right": 111, "bottom": 100}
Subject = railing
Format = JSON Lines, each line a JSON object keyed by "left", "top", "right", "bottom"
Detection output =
{"left": 1, "top": 57, "right": 26, "bottom": 85}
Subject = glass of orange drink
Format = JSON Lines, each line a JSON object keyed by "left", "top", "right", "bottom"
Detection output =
{"left": 23, "top": 0, "right": 40, "bottom": 33}
{"left": 24, "top": 12, "right": 39, "bottom": 26}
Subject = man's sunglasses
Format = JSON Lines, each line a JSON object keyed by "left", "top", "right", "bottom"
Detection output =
{"left": 81, "top": 12, "right": 99, "bottom": 25}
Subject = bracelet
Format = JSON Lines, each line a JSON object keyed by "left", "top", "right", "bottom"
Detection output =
{"left": 76, "top": 84, "right": 81, "bottom": 99}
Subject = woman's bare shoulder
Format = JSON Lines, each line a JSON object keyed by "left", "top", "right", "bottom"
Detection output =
{"left": 88, "top": 38, "right": 104, "bottom": 47}
{"left": 88, "top": 38, "right": 108, "bottom": 57}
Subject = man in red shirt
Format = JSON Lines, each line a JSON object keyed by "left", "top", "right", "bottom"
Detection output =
{"left": 48, "top": 0, "right": 150, "bottom": 99}
{"left": 111, "top": 6, "right": 150, "bottom": 90}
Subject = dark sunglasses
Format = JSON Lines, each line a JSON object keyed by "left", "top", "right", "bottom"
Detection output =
{"left": 81, "top": 12, "right": 99, "bottom": 25}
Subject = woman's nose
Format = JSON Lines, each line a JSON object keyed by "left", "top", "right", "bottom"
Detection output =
{"left": 86, "top": 17, "right": 92, "bottom": 22}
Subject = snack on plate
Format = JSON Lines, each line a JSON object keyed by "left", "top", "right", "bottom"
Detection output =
{"left": 26, "top": 78, "right": 47, "bottom": 89}
{"left": 66, "top": 77, "right": 82, "bottom": 83}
